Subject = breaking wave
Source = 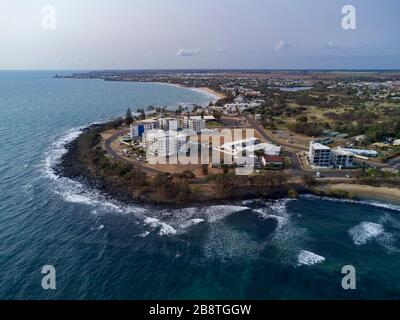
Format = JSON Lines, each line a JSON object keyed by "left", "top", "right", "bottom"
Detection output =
{"left": 348, "top": 221, "right": 398, "bottom": 251}
{"left": 297, "top": 250, "right": 326, "bottom": 266}
{"left": 42, "top": 128, "right": 252, "bottom": 239}
{"left": 302, "top": 194, "right": 400, "bottom": 213}
{"left": 349, "top": 222, "right": 385, "bottom": 246}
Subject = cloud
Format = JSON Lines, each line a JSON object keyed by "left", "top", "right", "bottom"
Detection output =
{"left": 176, "top": 48, "right": 200, "bottom": 56}
{"left": 216, "top": 48, "right": 229, "bottom": 54}
{"left": 324, "top": 41, "right": 340, "bottom": 50}
{"left": 275, "top": 40, "right": 291, "bottom": 52}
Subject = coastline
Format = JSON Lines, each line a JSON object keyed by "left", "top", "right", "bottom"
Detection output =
{"left": 317, "top": 183, "right": 400, "bottom": 205}
{"left": 55, "top": 121, "right": 400, "bottom": 208}
{"left": 153, "top": 82, "right": 226, "bottom": 101}
{"left": 56, "top": 122, "right": 299, "bottom": 207}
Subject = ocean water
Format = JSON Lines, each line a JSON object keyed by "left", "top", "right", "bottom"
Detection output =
{"left": 0, "top": 71, "right": 400, "bottom": 300}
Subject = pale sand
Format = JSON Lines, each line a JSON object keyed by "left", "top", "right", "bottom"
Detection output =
{"left": 196, "top": 87, "right": 227, "bottom": 100}
{"left": 154, "top": 82, "right": 226, "bottom": 101}
{"left": 320, "top": 184, "right": 400, "bottom": 204}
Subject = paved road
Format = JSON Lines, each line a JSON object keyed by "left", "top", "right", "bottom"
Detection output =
{"left": 243, "top": 114, "right": 304, "bottom": 172}
{"left": 105, "top": 130, "right": 162, "bottom": 176}
{"left": 105, "top": 126, "right": 355, "bottom": 183}
{"left": 243, "top": 115, "right": 359, "bottom": 179}
{"left": 104, "top": 130, "right": 209, "bottom": 184}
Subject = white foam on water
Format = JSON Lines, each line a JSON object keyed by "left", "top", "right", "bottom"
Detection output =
{"left": 21, "top": 183, "right": 33, "bottom": 194}
{"left": 91, "top": 224, "right": 104, "bottom": 232}
{"left": 204, "top": 205, "right": 250, "bottom": 223}
{"left": 349, "top": 221, "right": 399, "bottom": 252}
{"left": 257, "top": 199, "right": 309, "bottom": 265}
{"left": 42, "top": 126, "right": 159, "bottom": 233}
{"left": 302, "top": 194, "right": 400, "bottom": 213}
{"left": 144, "top": 217, "right": 177, "bottom": 236}
{"left": 180, "top": 219, "right": 205, "bottom": 230}
{"left": 297, "top": 250, "right": 326, "bottom": 266}
{"left": 203, "top": 223, "right": 263, "bottom": 261}
{"left": 43, "top": 126, "right": 85, "bottom": 181}
{"left": 186, "top": 87, "right": 220, "bottom": 102}
{"left": 376, "top": 232, "right": 399, "bottom": 252}
{"left": 349, "top": 222, "right": 385, "bottom": 245}
{"left": 379, "top": 213, "right": 400, "bottom": 230}
{"left": 138, "top": 231, "right": 150, "bottom": 238}
{"left": 253, "top": 199, "right": 295, "bottom": 230}
{"left": 241, "top": 199, "right": 260, "bottom": 205}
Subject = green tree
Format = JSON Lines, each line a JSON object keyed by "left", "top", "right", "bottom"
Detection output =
{"left": 139, "top": 108, "right": 146, "bottom": 120}
{"left": 125, "top": 108, "right": 133, "bottom": 125}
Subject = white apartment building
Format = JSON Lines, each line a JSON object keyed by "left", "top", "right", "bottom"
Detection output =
{"left": 143, "top": 130, "right": 196, "bottom": 158}
{"left": 184, "top": 117, "right": 206, "bottom": 134}
{"left": 130, "top": 119, "right": 159, "bottom": 137}
{"left": 331, "top": 150, "right": 354, "bottom": 168}
{"left": 309, "top": 141, "right": 332, "bottom": 167}
{"left": 155, "top": 134, "right": 178, "bottom": 158}
{"left": 158, "top": 118, "right": 179, "bottom": 131}
{"left": 143, "top": 130, "right": 165, "bottom": 150}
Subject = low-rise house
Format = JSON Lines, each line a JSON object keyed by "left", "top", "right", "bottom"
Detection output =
{"left": 237, "top": 143, "right": 281, "bottom": 157}
{"left": 189, "top": 115, "right": 216, "bottom": 122}
{"left": 220, "top": 138, "right": 260, "bottom": 153}
{"left": 263, "top": 155, "right": 284, "bottom": 169}
{"left": 336, "top": 147, "right": 378, "bottom": 158}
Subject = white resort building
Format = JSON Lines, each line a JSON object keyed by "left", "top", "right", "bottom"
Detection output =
{"left": 184, "top": 117, "right": 206, "bottom": 134}
{"left": 309, "top": 142, "right": 355, "bottom": 168}
{"left": 143, "top": 130, "right": 197, "bottom": 158}
{"left": 158, "top": 118, "right": 179, "bottom": 131}
{"left": 130, "top": 119, "right": 159, "bottom": 137}
{"left": 331, "top": 149, "right": 354, "bottom": 168}
{"left": 309, "top": 141, "right": 332, "bottom": 167}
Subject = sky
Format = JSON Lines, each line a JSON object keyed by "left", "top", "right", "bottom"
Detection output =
{"left": 0, "top": 0, "right": 399, "bottom": 70}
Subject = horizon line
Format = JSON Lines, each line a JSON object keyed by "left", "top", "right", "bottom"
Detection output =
{"left": 1, "top": 68, "right": 400, "bottom": 72}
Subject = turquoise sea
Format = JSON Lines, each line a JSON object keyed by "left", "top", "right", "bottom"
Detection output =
{"left": 0, "top": 71, "right": 400, "bottom": 300}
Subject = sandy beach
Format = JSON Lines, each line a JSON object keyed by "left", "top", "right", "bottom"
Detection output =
{"left": 196, "top": 86, "right": 227, "bottom": 100}
{"left": 154, "top": 82, "right": 226, "bottom": 101}
{"left": 320, "top": 183, "right": 400, "bottom": 204}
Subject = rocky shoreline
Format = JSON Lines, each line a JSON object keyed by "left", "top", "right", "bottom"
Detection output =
{"left": 55, "top": 121, "right": 314, "bottom": 208}
{"left": 57, "top": 121, "right": 389, "bottom": 209}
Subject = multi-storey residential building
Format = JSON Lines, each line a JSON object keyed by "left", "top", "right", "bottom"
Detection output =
{"left": 331, "top": 150, "right": 354, "bottom": 168}
{"left": 184, "top": 117, "right": 206, "bottom": 134}
{"left": 143, "top": 130, "right": 196, "bottom": 158}
{"left": 158, "top": 118, "right": 179, "bottom": 131}
{"left": 130, "top": 119, "right": 159, "bottom": 137}
{"left": 142, "top": 130, "right": 165, "bottom": 150}
{"left": 309, "top": 141, "right": 332, "bottom": 167}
